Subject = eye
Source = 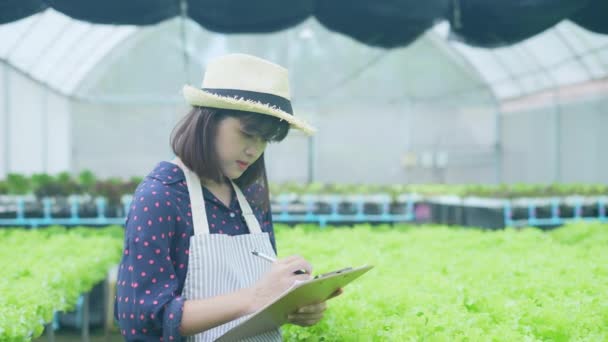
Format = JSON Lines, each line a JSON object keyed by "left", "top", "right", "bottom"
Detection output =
{"left": 241, "top": 129, "right": 269, "bottom": 144}
{"left": 241, "top": 130, "right": 254, "bottom": 139}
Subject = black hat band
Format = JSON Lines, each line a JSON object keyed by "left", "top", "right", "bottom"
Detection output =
{"left": 202, "top": 88, "right": 293, "bottom": 115}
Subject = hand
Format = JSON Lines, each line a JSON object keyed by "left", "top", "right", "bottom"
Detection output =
{"left": 288, "top": 302, "right": 326, "bottom": 327}
{"left": 327, "top": 287, "right": 344, "bottom": 300}
{"left": 247, "top": 255, "right": 313, "bottom": 313}
{"left": 287, "top": 288, "right": 344, "bottom": 327}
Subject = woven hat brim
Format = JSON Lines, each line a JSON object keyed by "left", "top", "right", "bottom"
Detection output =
{"left": 183, "top": 85, "right": 316, "bottom": 136}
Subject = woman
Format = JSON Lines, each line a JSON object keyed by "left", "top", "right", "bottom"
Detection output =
{"left": 114, "top": 53, "right": 339, "bottom": 341}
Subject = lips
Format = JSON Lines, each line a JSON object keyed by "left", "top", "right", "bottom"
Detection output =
{"left": 237, "top": 161, "right": 249, "bottom": 170}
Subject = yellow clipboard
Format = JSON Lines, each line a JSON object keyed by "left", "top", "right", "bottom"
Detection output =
{"left": 215, "top": 265, "right": 374, "bottom": 342}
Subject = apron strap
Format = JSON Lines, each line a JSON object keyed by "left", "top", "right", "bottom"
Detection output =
{"left": 172, "top": 157, "right": 264, "bottom": 236}
{"left": 172, "top": 157, "right": 210, "bottom": 235}
{"left": 231, "top": 181, "right": 263, "bottom": 234}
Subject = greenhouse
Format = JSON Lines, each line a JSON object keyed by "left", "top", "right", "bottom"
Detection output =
{"left": 1, "top": 1, "right": 607, "bottom": 341}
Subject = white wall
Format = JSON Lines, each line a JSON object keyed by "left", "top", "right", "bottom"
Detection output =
{"left": 560, "top": 99, "right": 607, "bottom": 183}
{"left": 0, "top": 64, "right": 71, "bottom": 178}
{"left": 0, "top": 63, "right": 7, "bottom": 178}
{"left": 46, "top": 91, "right": 71, "bottom": 174}
{"left": 501, "top": 94, "right": 608, "bottom": 184}
{"left": 70, "top": 101, "right": 181, "bottom": 178}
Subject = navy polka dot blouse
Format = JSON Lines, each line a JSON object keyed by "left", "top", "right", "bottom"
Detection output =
{"left": 114, "top": 161, "right": 276, "bottom": 341}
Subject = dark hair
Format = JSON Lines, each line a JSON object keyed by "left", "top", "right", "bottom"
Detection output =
{"left": 170, "top": 106, "right": 290, "bottom": 211}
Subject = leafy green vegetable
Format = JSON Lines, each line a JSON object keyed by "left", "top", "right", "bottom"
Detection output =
{"left": 277, "top": 222, "right": 608, "bottom": 341}
{"left": 2, "top": 222, "right": 607, "bottom": 341}
{"left": 0, "top": 226, "right": 124, "bottom": 341}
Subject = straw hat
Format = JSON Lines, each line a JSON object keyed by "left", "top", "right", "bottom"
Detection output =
{"left": 183, "top": 53, "right": 316, "bottom": 135}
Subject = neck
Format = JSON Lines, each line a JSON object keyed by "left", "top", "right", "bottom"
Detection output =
{"left": 202, "top": 176, "right": 229, "bottom": 189}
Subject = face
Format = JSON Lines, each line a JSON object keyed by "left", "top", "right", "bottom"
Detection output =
{"left": 214, "top": 116, "right": 268, "bottom": 180}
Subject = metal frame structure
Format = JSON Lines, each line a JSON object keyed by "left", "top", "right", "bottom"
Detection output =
{"left": 1, "top": 194, "right": 606, "bottom": 228}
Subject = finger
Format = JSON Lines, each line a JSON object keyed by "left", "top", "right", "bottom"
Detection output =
{"left": 278, "top": 256, "right": 314, "bottom": 275}
{"left": 327, "top": 288, "right": 344, "bottom": 299}
{"left": 286, "top": 258, "right": 313, "bottom": 275}
{"left": 278, "top": 255, "right": 304, "bottom": 264}
{"left": 292, "top": 269, "right": 310, "bottom": 276}
{"left": 298, "top": 318, "right": 322, "bottom": 327}
{"left": 296, "top": 307, "right": 323, "bottom": 315}
{"left": 298, "top": 302, "right": 326, "bottom": 314}
{"left": 288, "top": 313, "right": 324, "bottom": 322}
{"left": 289, "top": 312, "right": 324, "bottom": 319}
{"left": 290, "top": 273, "right": 312, "bottom": 285}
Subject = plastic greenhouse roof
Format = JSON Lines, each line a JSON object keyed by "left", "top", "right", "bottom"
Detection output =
{"left": 434, "top": 21, "right": 608, "bottom": 99}
{"left": 1, "top": 9, "right": 607, "bottom": 101}
{"left": 0, "top": 9, "right": 137, "bottom": 95}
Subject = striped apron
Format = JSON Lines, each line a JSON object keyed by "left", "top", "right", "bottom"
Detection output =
{"left": 174, "top": 158, "right": 282, "bottom": 342}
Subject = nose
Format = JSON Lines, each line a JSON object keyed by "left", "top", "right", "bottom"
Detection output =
{"left": 245, "top": 146, "right": 257, "bottom": 157}
{"left": 245, "top": 138, "right": 266, "bottom": 157}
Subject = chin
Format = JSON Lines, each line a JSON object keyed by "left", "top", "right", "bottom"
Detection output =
{"left": 227, "top": 170, "right": 244, "bottom": 180}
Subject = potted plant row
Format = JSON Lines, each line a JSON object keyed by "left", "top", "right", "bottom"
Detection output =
{"left": 0, "top": 171, "right": 142, "bottom": 221}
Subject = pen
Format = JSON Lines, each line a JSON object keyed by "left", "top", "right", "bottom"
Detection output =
{"left": 251, "top": 250, "right": 276, "bottom": 262}
{"left": 251, "top": 251, "right": 308, "bottom": 275}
